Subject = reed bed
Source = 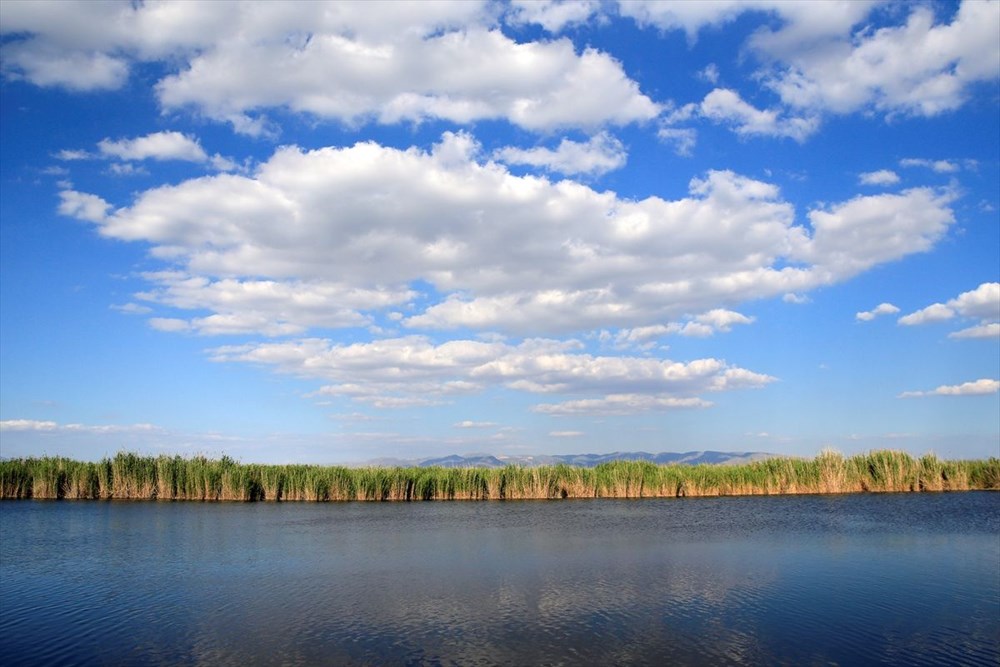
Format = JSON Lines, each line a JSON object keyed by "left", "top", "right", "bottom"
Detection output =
{"left": 0, "top": 450, "right": 996, "bottom": 501}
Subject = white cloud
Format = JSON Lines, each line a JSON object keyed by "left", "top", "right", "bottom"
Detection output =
{"left": 494, "top": 132, "right": 627, "bottom": 176}
{"left": 762, "top": 1, "right": 1000, "bottom": 117}
{"left": 108, "top": 163, "right": 150, "bottom": 177}
{"left": 98, "top": 131, "right": 208, "bottom": 162}
{"left": 56, "top": 149, "right": 91, "bottom": 161}
{"left": 0, "top": 419, "right": 59, "bottom": 431}
{"left": 899, "top": 378, "right": 1000, "bottom": 398}
{"left": 948, "top": 282, "right": 1000, "bottom": 320}
{"left": 617, "top": 0, "right": 757, "bottom": 36}
{"left": 856, "top": 302, "right": 899, "bottom": 321}
{"left": 134, "top": 273, "right": 413, "bottom": 337}
{"left": 858, "top": 170, "right": 900, "bottom": 186}
{"left": 699, "top": 88, "right": 819, "bottom": 141}
{"left": 804, "top": 187, "right": 956, "bottom": 277}
{"left": 533, "top": 394, "right": 712, "bottom": 416}
{"left": 1, "top": 1, "right": 659, "bottom": 133}
{"left": 1, "top": 41, "right": 128, "bottom": 90}
{"left": 110, "top": 302, "right": 153, "bottom": 315}
{"left": 0, "top": 419, "right": 159, "bottom": 433}
{"left": 148, "top": 317, "right": 192, "bottom": 333}
{"left": 454, "top": 420, "right": 498, "bottom": 429}
{"left": 507, "top": 0, "right": 601, "bottom": 32}
{"left": 58, "top": 135, "right": 960, "bottom": 337}
{"left": 657, "top": 127, "right": 697, "bottom": 156}
{"left": 899, "top": 283, "right": 1000, "bottom": 331}
{"left": 898, "top": 303, "right": 955, "bottom": 326}
{"left": 900, "top": 158, "right": 961, "bottom": 173}
{"left": 210, "top": 335, "right": 775, "bottom": 413}
{"left": 949, "top": 323, "right": 1000, "bottom": 340}
{"left": 58, "top": 189, "right": 111, "bottom": 223}
{"left": 549, "top": 430, "right": 584, "bottom": 437}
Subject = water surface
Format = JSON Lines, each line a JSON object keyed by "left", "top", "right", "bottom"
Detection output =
{"left": 2, "top": 493, "right": 997, "bottom": 665}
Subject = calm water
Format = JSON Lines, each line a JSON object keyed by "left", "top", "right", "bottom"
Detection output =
{"left": 1, "top": 493, "right": 997, "bottom": 666}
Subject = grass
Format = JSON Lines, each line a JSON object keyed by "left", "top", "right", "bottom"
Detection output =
{"left": 0, "top": 450, "right": 996, "bottom": 501}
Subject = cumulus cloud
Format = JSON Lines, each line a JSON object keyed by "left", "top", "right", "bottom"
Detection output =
{"left": 605, "top": 309, "right": 754, "bottom": 350}
{"left": 803, "top": 187, "right": 956, "bottom": 277}
{"left": 494, "top": 132, "right": 627, "bottom": 176}
{"left": 210, "top": 335, "right": 775, "bottom": 414}
{"left": 57, "top": 134, "right": 959, "bottom": 337}
{"left": 507, "top": 0, "right": 601, "bottom": 32}
{"left": 98, "top": 131, "right": 208, "bottom": 162}
{"left": 699, "top": 88, "right": 819, "bottom": 141}
{"left": 856, "top": 302, "right": 899, "bottom": 322}
{"left": 949, "top": 323, "right": 1000, "bottom": 340}
{"left": 858, "top": 170, "right": 900, "bottom": 186}
{"left": 759, "top": 1, "right": 1000, "bottom": 117}
{"left": 899, "top": 378, "right": 1000, "bottom": 398}
{"left": 134, "top": 273, "right": 413, "bottom": 337}
{"left": 1, "top": 1, "right": 659, "bottom": 133}
{"left": 58, "top": 189, "right": 111, "bottom": 223}
{"left": 899, "top": 283, "right": 1000, "bottom": 334}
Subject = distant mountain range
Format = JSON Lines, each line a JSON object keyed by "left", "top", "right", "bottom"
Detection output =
{"left": 361, "top": 450, "right": 777, "bottom": 469}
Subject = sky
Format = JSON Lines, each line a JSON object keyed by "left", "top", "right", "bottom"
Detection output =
{"left": 0, "top": 0, "right": 998, "bottom": 464}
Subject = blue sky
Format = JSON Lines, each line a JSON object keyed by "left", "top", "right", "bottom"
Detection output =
{"left": 1, "top": 0, "right": 998, "bottom": 464}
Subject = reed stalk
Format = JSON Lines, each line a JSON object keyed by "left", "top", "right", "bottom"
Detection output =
{"left": 1, "top": 450, "right": 996, "bottom": 501}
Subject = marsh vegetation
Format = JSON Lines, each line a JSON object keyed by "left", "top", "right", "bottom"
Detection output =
{"left": 2, "top": 450, "right": 997, "bottom": 501}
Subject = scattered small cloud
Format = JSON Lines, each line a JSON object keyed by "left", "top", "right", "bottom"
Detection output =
{"left": 899, "top": 158, "right": 960, "bottom": 173}
{"left": 657, "top": 126, "right": 697, "bottom": 156}
{"left": 899, "top": 378, "right": 999, "bottom": 398}
{"left": 856, "top": 302, "right": 899, "bottom": 321}
{"left": 699, "top": 63, "right": 720, "bottom": 84}
{"left": 699, "top": 88, "right": 819, "bottom": 142}
{"left": 783, "top": 293, "right": 810, "bottom": 304}
{"left": 454, "top": 420, "right": 498, "bottom": 429}
{"left": 858, "top": 169, "right": 900, "bottom": 186}
{"left": 898, "top": 283, "right": 999, "bottom": 337}
{"left": 549, "top": 430, "right": 584, "bottom": 437}
{"left": 494, "top": 132, "right": 627, "bottom": 177}
{"left": 111, "top": 302, "right": 153, "bottom": 315}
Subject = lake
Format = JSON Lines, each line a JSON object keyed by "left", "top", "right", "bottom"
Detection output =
{"left": 1, "top": 492, "right": 997, "bottom": 666}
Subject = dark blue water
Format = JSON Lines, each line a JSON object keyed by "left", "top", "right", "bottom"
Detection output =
{"left": 1, "top": 493, "right": 998, "bottom": 666}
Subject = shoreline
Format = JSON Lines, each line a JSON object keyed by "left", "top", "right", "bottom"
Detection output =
{"left": 2, "top": 450, "right": 998, "bottom": 501}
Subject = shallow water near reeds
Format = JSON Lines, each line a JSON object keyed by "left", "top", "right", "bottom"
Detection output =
{"left": 1, "top": 493, "right": 997, "bottom": 666}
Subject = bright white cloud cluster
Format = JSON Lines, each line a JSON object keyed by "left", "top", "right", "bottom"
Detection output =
{"left": 211, "top": 335, "right": 775, "bottom": 415}
{"left": 757, "top": 0, "right": 1000, "bottom": 118}
{"left": 58, "top": 133, "right": 959, "bottom": 338}
{"left": 899, "top": 283, "right": 1000, "bottom": 339}
{"left": 0, "top": 0, "right": 659, "bottom": 134}
{"left": 899, "top": 378, "right": 1000, "bottom": 398}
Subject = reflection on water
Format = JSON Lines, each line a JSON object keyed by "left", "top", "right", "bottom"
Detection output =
{"left": 1, "top": 493, "right": 998, "bottom": 666}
